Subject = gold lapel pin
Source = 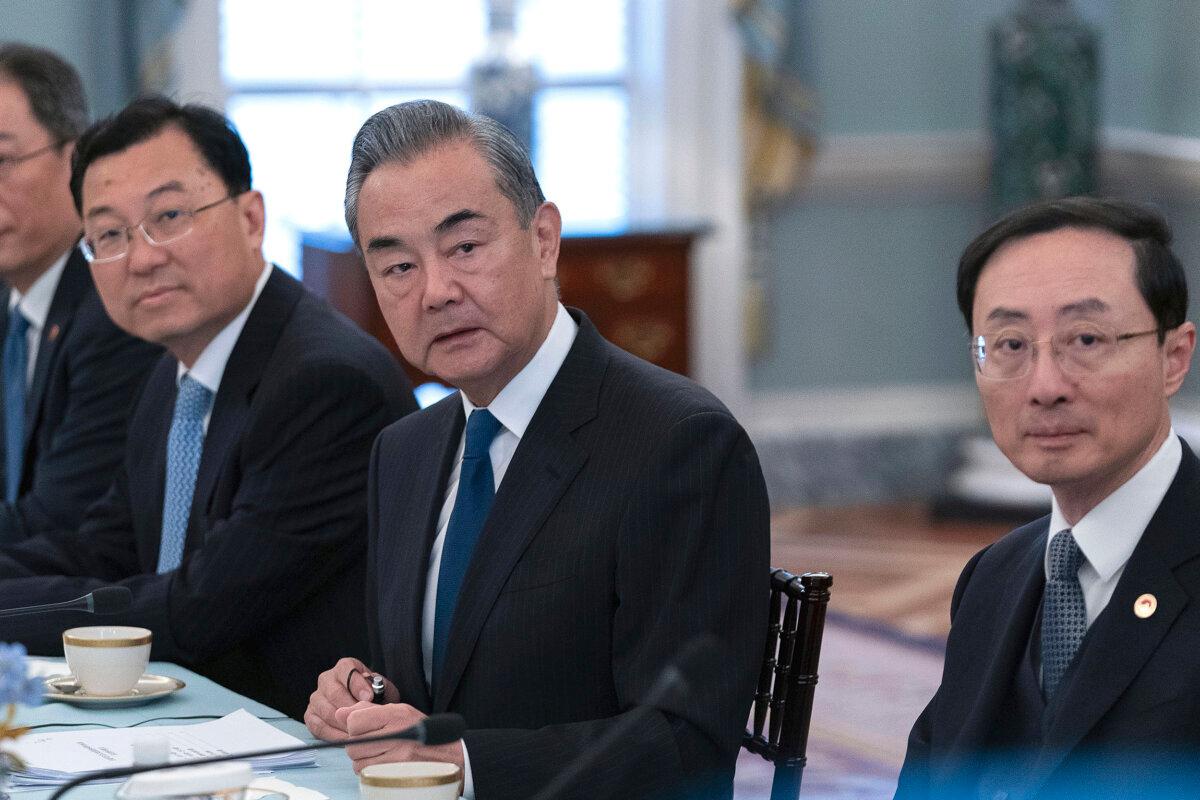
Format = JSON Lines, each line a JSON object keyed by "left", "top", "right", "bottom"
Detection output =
{"left": 47, "top": 324, "right": 60, "bottom": 342}
{"left": 1134, "top": 593, "right": 1157, "bottom": 619}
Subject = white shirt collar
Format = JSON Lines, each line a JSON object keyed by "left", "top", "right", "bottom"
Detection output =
{"left": 459, "top": 303, "right": 578, "bottom": 438}
{"left": 176, "top": 261, "right": 273, "bottom": 394}
{"left": 8, "top": 249, "right": 70, "bottom": 332}
{"left": 1048, "top": 431, "right": 1182, "bottom": 582}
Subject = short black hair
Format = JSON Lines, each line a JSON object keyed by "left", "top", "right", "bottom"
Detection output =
{"left": 958, "top": 196, "right": 1188, "bottom": 342}
{"left": 70, "top": 96, "right": 252, "bottom": 214}
{"left": 0, "top": 42, "right": 88, "bottom": 143}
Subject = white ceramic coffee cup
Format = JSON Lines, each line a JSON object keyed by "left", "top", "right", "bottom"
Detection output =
{"left": 62, "top": 626, "right": 152, "bottom": 696}
{"left": 360, "top": 762, "right": 462, "bottom": 800}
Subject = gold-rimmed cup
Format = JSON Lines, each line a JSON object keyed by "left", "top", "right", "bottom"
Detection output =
{"left": 62, "top": 626, "right": 151, "bottom": 696}
{"left": 359, "top": 762, "right": 462, "bottom": 800}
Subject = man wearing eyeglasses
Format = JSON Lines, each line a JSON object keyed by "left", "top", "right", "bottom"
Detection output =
{"left": 896, "top": 197, "right": 1200, "bottom": 799}
{"left": 0, "top": 44, "right": 159, "bottom": 543}
{"left": 0, "top": 96, "right": 417, "bottom": 718}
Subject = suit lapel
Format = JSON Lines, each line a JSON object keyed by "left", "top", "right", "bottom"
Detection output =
{"left": 382, "top": 397, "right": 462, "bottom": 712}
{"left": 434, "top": 312, "right": 605, "bottom": 711}
{"left": 24, "top": 250, "right": 89, "bottom": 450}
{"left": 946, "top": 525, "right": 1047, "bottom": 757}
{"left": 1035, "top": 440, "right": 1200, "bottom": 779}
{"left": 184, "top": 268, "right": 299, "bottom": 550}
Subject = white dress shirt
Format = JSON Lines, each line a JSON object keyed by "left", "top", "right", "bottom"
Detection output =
{"left": 7, "top": 250, "right": 69, "bottom": 386}
{"left": 174, "top": 261, "right": 272, "bottom": 432}
{"left": 420, "top": 303, "right": 577, "bottom": 799}
{"left": 1046, "top": 431, "right": 1182, "bottom": 627}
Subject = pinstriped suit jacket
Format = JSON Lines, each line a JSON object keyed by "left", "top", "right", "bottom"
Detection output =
{"left": 368, "top": 310, "right": 770, "bottom": 800}
{"left": 0, "top": 268, "right": 416, "bottom": 718}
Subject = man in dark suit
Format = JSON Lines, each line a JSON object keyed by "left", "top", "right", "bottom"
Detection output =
{"left": 896, "top": 198, "right": 1200, "bottom": 799}
{"left": 0, "top": 44, "right": 159, "bottom": 542}
{"left": 304, "top": 100, "right": 769, "bottom": 799}
{"left": 0, "top": 97, "right": 416, "bottom": 718}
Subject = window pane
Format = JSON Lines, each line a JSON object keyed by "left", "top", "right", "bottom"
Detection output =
{"left": 535, "top": 87, "right": 628, "bottom": 232}
{"left": 518, "top": 0, "right": 627, "bottom": 80}
{"left": 227, "top": 94, "right": 370, "bottom": 272}
{"left": 361, "top": 0, "right": 487, "bottom": 85}
{"left": 222, "top": 0, "right": 361, "bottom": 86}
{"left": 367, "top": 90, "right": 468, "bottom": 116}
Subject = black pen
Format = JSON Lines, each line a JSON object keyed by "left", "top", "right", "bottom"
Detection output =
{"left": 369, "top": 673, "right": 386, "bottom": 705}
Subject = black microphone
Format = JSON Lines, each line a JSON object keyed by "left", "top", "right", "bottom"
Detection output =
{"left": 46, "top": 712, "right": 466, "bottom": 799}
{"left": 0, "top": 586, "right": 132, "bottom": 619}
{"left": 528, "top": 634, "right": 721, "bottom": 800}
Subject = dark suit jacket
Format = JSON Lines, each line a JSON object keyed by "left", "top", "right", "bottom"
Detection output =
{"left": 0, "top": 249, "right": 161, "bottom": 542}
{"left": 0, "top": 268, "right": 417, "bottom": 718}
{"left": 896, "top": 438, "right": 1200, "bottom": 799}
{"left": 369, "top": 310, "right": 770, "bottom": 800}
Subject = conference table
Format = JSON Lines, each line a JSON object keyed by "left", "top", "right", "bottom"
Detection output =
{"left": 17, "top": 661, "right": 359, "bottom": 799}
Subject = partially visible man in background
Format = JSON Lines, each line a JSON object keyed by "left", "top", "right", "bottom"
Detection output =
{"left": 897, "top": 197, "right": 1200, "bottom": 799}
{"left": 0, "top": 43, "right": 159, "bottom": 542}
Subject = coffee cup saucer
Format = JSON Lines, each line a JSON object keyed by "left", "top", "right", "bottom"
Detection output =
{"left": 44, "top": 673, "right": 185, "bottom": 707}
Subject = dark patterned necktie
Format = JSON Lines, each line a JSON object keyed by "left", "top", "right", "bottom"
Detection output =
{"left": 1042, "top": 529, "right": 1087, "bottom": 699}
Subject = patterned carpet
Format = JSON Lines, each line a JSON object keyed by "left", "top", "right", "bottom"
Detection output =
{"left": 732, "top": 505, "right": 1013, "bottom": 799}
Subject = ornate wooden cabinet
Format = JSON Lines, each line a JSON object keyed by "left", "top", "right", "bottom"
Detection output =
{"left": 301, "top": 225, "right": 703, "bottom": 388}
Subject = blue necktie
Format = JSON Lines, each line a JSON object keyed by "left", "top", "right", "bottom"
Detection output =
{"left": 3, "top": 309, "right": 30, "bottom": 503}
{"left": 432, "top": 408, "right": 503, "bottom": 685}
{"left": 1042, "top": 529, "right": 1087, "bottom": 699}
{"left": 157, "top": 376, "right": 212, "bottom": 573}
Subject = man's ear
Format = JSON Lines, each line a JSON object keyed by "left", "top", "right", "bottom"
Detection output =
{"left": 239, "top": 190, "right": 267, "bottom": 250}
{"left": 1163, "top": 321, "right": 1196, "bottom": 397}
{"left": 531, "top": 201, "right": 561, "bottom": 280}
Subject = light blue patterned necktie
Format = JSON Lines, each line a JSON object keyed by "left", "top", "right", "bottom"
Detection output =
{"left": 3, "top": 309, "right": 30, "bottom": 503}
{"left": 1042, "top": 529, "right": 1087, "bottom": 700}
{"left": 432, "top": 408, "right": 503, "bottom": 687}
{"left": 156, "top": 375, "right": 213, "bottom": 573}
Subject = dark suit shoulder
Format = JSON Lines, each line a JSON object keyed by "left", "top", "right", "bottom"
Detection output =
{"left": 598, "top": 338, "right": 731, "bottom": 424}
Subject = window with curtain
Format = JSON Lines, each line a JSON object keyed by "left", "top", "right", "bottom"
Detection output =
{"left": 220, "top": 0, "right": 631, "bottom": 272}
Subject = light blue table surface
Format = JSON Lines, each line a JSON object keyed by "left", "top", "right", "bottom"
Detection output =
{"left": 14, "top": 661, "right": 360, "bottom": 799}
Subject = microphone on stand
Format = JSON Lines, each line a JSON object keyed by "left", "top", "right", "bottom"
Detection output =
{"left": 45, "top": 712, "right": 467, "bottom": 800}
{"left": 0, "top": 586, "right": 132, "bottom": 618}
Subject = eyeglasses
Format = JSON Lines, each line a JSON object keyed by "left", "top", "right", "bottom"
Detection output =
{"left": 81, "top": 195, "right": 238, "bottom": 263}
{"left": 971, "top": 324, "right": 1160, "bottom": 380}
{"left": 0, "top": 142, "right": 62, "bottom": 181}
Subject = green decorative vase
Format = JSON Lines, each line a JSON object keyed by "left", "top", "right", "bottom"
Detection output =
{"left": 989, "top": 0, "right": 1100, "bottom": 210}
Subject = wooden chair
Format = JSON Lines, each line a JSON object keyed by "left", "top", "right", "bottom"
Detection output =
{"left": 742, "top": 569, "right": 833, "bottom": 800}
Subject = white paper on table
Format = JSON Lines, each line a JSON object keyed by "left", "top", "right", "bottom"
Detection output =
{"left": 8, "top": 708, "right": 313, "bottom": 784}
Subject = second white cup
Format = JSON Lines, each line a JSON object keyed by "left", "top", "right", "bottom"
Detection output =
{"left": 62, "top": 626, "right": 152, "bottom": 696}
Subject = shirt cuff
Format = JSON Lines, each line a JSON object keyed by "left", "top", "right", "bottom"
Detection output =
{"left": 460, "top": 740, "right": 475, "bottom": 799}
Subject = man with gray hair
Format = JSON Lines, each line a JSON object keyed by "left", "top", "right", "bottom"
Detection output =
{"left": 0, "top": 43, "right": 158, "bottom": 542}
{"left": 305, "top": 99, "right": 770, "bottom": 799}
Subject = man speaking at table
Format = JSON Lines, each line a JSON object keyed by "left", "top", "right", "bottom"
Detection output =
{"left": 305, "top": 100, "right": 770, "bottom": 799}
{"left": 0, "top": 97, "right": 416, "bottom": 718}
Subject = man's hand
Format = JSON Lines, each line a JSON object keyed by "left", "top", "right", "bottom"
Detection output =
{"left": 304, "top": 657, "right": 398, "bottom": 741}
{"left": 337, "top": 701, "right": 465, "bottom": 775}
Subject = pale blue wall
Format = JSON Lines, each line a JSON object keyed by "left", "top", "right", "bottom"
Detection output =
{"left": 750, "top": 0, "right": 1200, "bottom": 395}
{"left": 1, "top": 0, "right": 133, "bottom": 119}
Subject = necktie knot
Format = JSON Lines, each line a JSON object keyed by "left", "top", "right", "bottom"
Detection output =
{"left": 463, "top": 409, "right": 501, "bottom": 460}
{"left": 175, "top": 375, "right": 213, "bottom": 421}
{"left": 1048, "top": 529, "right": 1083, "bottom": 581}
{"left": 9, "top": 310, "right": 29, "bottom": 339}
